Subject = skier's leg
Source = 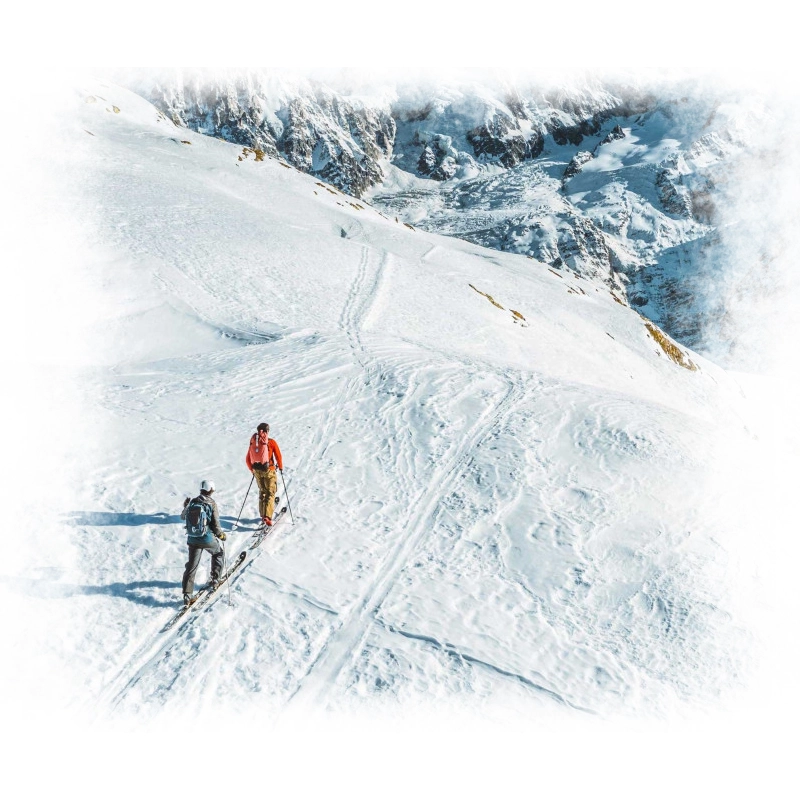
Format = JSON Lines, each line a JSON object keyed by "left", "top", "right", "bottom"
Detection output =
{"left": 182, "top": 546, "right": 203, "bottom": 596}
{"left": 266, "top": 469, "right": 278, "bottom": 518}
{"left": 208, "top": 537, "right": 224, "bottom": 581}
{"left": 254, "top": 469, "right": 269, "bottom": 518}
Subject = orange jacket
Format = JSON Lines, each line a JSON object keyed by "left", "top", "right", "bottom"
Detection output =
{"left": 246, "top": 431, "right": 283, "bottom": 472}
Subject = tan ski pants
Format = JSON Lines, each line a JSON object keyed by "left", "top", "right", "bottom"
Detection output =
{"left": 254, "top": 467, "right": 278, "bottom": 519}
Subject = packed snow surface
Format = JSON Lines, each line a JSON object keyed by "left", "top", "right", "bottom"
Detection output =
{"left": 20, "top": 80, "right": 756, "bottom": 720}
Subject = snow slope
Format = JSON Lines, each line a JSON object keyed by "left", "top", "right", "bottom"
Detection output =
{"left": 18, "top": 78, "right": 756, "bottom": 721}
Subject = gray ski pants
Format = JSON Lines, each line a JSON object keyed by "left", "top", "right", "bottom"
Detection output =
{"left": 182, "top": 537, "right": 224, "bottom": 596}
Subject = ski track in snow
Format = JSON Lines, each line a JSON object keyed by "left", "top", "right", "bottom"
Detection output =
{"left": 352, "top": 384, "right": 741, "bottom": 713}
{"left": 94, "top": 307, "right": 742, "bottom": 716}
{"left": 287, "top": 374, "right": 528, "bottom": 711}
{"left": 98, "top": 514, "right": 293, "bottom": 710}
{"left": 288, "top": 231, "right": 572, "bottom": 711}
{"left": 375, "top": 619, "right": 575, "bottom": 709}
{"left": 101, "top": 219, "right": 555, "bottom": 714}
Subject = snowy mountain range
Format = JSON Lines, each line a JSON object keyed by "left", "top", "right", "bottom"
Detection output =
{"left": 9, "top": 76, "right": 759, "bottom": 724}
{"left": 137, "top": 71, "right": 758, "bottom": 362}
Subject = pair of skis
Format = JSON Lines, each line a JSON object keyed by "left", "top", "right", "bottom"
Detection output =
{"left": 248, "top": 506, "right": 286, "bottom": 550}
{"left": 162, "top": 505, "right": 289, "bottom": 632}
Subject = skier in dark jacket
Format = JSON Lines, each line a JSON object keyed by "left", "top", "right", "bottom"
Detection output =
{"left": 181, "top": 479, "right": 226, "bottom": 606}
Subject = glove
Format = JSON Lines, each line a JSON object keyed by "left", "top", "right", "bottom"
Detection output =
{"left": 216, "top": 532, "right": 227, "bottom": 541}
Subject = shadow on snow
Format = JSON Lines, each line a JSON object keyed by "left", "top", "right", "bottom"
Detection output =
{"left": 65, "top": 512, "right": 263, "bottom": 531}
{"left": 1, "top": 576, "right": 182, "bottom": 608}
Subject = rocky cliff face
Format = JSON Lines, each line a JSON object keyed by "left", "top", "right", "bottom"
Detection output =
{"left": 144, "top": 74, "right": 625, "bottom": 196}
{"left": 389, "top": 83, "right": 625, "bottom": 185}
{"left": 146, "top": 75, "right": 396, "bottom": 198}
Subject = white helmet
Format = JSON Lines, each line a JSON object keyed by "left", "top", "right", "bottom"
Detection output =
{"left": 201, "top": 479, "right": 215, "bottom": 493}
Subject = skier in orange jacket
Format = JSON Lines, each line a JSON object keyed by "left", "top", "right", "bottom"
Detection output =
{"left": 246, "top": 422, "right": 283, "bottom": 526}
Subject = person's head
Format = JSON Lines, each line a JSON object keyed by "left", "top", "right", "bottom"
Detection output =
{"left": 257, "top": 422, "right": 269, "bottom": 434}
{"left": 200, "top": 479, "right": 215, "bottom": 496}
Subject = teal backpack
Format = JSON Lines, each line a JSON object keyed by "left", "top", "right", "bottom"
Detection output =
{"left": 185, "top": 497, "right": 213, "bottom": 545}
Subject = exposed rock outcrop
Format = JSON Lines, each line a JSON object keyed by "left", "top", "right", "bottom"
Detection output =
{"left": 550, "top": 110, "right": 612, "bottom": 146}
{"left": 467, "top": 116, "right": 535, "bottom": 168}
{"left": 563, "top": 150, "right": 595, "bottom": 184}
{"left": 656, "top": 155, "right": 693, "bottom": 218}
{"left": 416, "top": 133, "right": 461, "bottom": 180}
{"left": 595, "top": 124, "right": 625, "bottom": 150}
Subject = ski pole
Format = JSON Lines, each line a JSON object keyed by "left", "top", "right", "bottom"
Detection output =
{"left": 280, "top": 468, "right": 295, "bottom": 523}
{"left": 231, "top": 474, "right": 254, "bottom": 530}
{"left": 222, "top": 539, "right": 232, "bottom": 607}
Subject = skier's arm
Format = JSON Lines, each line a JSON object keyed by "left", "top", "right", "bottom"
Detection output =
{"left": 210, "top": 500, "right": 223, "bottom": 536}
{"left": 246, "top": 448, "right": 253, "bottom": 472}
{"left": 272, "top": 440, "right": 283, "bottom": 471}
